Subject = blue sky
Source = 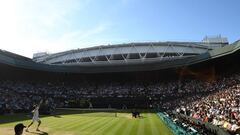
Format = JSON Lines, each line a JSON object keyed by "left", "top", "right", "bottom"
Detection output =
{"left": 0, "top": 0, "right": 239, "bottom": 57}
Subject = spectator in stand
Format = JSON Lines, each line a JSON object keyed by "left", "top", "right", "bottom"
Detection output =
{"left": 14, "top": 123, "right": 26, "bottom": 135}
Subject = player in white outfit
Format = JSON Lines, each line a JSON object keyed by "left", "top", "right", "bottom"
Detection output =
{"left": 26, "top": 100, "right": 42, "bottom": 132}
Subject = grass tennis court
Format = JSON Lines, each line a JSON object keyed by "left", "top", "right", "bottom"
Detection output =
{"left": 0, "top": 110, "right": 173, "bottom": 135}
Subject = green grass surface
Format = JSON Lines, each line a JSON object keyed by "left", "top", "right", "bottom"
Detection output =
{"left": 0, "top": 110, "right": 173, "bottom": 135}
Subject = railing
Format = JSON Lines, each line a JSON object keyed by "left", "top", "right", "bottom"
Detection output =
{"left": 157, "top": 112, "right": 195, "bottom": 135}
{"left": 174, "top": 112, "right": 230, "bottom": 135}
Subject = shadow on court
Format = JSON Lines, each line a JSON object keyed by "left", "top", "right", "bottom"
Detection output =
{"left": 0, "top": 109, "right": 153, "bottom": 124}
{"left": 27, "top": 131, "right": 48, "bottom": 135}
{"left": 0, "top": 114, "right": 51, "bottom": 125}
{"left": 52, "top": 115, "right": 62, "bottom": 118}
{"left": 54, "top": 109, "right": 155, "bottom": 116}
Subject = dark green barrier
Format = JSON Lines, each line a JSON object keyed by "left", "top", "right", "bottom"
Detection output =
{"left": 157, "top": 112, "right": 196, "bottom": 135}
{"left": 176, "top": 113, "right": 230, "bottom": 135}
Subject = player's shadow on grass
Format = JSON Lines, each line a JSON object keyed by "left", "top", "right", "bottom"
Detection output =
{"left": 0, "top": 114, "right": 51, "bottom": 124}
{"left": 52, "top": 115, "right": 62, "bottom": 118}
{"left": 27, "top": 131, "right": 48, "bottom": 135}
{"left": 139, "top": 116, "right": 146, "bottom": 119}
{"left": 132, "top": 116, "right": 146, "bottom": 119}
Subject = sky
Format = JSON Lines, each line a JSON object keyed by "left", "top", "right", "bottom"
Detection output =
{"left": 0, "top": 0, "right": 239, "bottom": 58}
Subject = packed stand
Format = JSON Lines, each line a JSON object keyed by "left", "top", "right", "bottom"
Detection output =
{"left": 174, "top": 73, "right": 240, "bottom": 134}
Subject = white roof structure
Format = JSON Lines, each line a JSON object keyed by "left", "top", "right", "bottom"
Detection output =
{"left": 33, "top": 39, "right": 228, "bottom": 66}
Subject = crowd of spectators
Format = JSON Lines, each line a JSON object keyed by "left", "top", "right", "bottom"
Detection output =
{"left": 0, "top": 78, "right": 181, "bottom": 113}
{"left": 175, "top": 87, "right": 240, "bottom": 133}
{"left": 173, "top": 73, "right": 240, "bottom": 134}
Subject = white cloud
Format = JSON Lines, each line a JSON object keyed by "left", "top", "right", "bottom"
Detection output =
{"left": 0, "top": 0, "right": 110, "bottom": 58}
{"left": 59, "top": 23, "right": 111, "bottom": 45}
